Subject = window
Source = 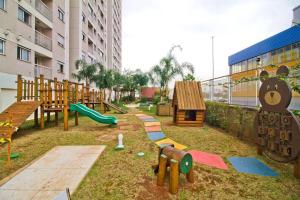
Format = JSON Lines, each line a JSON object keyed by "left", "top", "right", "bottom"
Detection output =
{"left": 81, "top": 52, "right": 86, "bottom": 62}
{"left": 184, "top": 110, "right": 196, "bottom": 121}
{"left": 17, "top": 46, "right": 30, "bottom": 62}
{"left": 0, "top": 38, "right": 5, "bottom": 54}
{"left": 82, "top": 13, "right": 86, "bottom": 23}
{"left": 82, "top": 32, "right": 86, "bottom": 41}
{"left": 57, "top": 34, "right": 65, "bottom": 47}
{"left": 285, "top": 45, "right": 291, "bottom": 62}
{"left": 58, "top": 8, "right": 64, "bottom": 22}
{"left": 88, "top": 4, "right": 93, "bottom": 15}
{"left": 57, "top": 61, "right": 64, "bottom": 73}
{"left": 0, "top": 0, "right": 5, "bottom": 10}
{"left": 18, "top": 7, "right": 31, "bottom": 26}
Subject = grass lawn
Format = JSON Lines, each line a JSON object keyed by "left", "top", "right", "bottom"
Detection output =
{"left": 0, "top": 108, "right": 300, "bottom": 199}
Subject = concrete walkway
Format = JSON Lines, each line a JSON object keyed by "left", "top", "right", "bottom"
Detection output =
{"left": 0, "top": 145, "right": 105, "bottom": 200}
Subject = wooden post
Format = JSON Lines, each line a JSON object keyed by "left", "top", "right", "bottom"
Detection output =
{"left": 86, "top": 83, "right": 90, "bottom": 108}
{"left": 47, "top": 80, "right": 51, "bottom": 122}
{"left": 257, "top": 146, "right": 263, "bottom": 155}
{"left": 100, "top": 89, "right": 105, "bottom": 113}
{"left": 75, "top": 83, "right": 79, "bottom": 126}
{"left": 294, "top": 156, "right": 300, "bottom": 178}
{"left": 34, "top": 77, "right": 39, "bottom": 126}
{"left": 63, "top": 80, "right": 69, "bottom": 131}
{"left": 40, "top": 75, "right": 45, "bottom": 129}
{"left": 157, "top": 154, "right": 167, "bottom": 186}
{"left": 186, "top": 167, "right": 194, "bottom": 183}
{"left": 54, "top": 78, "right": 58, "bottom": 125}
{"left": 17, "top": 74, "right": 22, "bottom": 102}
{"left": 23, "top": 80, "right": 27, "bottom": 100}
{"left": 169, "top": 159, "right": 179, "bottom": 194}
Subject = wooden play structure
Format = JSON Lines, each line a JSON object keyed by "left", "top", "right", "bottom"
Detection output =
{"left": 0, "top": 74, "right": 126, "bottom": 164}
{"left": 153, "top": 144, "right": 194, "bottom": 194}
{"left": 172, "top": 81, "right": 206, "bottom": 126}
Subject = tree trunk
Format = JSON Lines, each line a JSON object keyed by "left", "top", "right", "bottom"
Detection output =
{"left": 108, "top": 88, "right": 112, "bottom": 103}
{"left": 130, "top": 90, "right": 135, "bottom": 101}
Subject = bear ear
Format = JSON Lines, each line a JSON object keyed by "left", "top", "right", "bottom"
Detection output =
{"left": 260, "top": 70, "right": 269, "bottom": 82}
{"left": 276, "top": 65, "right": 289, "bottom": 77}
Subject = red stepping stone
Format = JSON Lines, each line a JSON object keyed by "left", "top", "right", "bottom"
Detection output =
{"left": 145, "top": 126, "right": 161, "bottom": 132}
{"left": 188, "top": 150, "right": 228, "bottom": 170}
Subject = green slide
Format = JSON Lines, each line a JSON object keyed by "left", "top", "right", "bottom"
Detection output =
{"left": 70, "top": 103, "right": 118, "bottom": 125}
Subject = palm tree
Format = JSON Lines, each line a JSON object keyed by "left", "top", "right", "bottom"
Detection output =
{"left": 72, "top": 60, "right": 100, "bottom": 85}
{"left": 132, "top": 69, "right": 149, "bottom": 98}
{"left": 149, "top": 45, "right": 194, "bottom": 101}
{"left": 112, "top": 71, "right": 124, "bottom": 103}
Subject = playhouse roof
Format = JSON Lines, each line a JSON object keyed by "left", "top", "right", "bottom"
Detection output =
{"left": 172, "top": 81, "right": 206, "bottom": 110}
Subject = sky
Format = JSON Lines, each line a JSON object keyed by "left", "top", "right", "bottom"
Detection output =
{"left": 122, "top": 0, "right": 300, "bottom": 82}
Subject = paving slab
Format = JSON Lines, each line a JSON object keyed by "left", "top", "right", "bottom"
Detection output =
{"left": 0, "top": 145, "right": 105, "bottom": 200}
{"left": 145, "top": 126, "right": 161, "bottom": 132}
{"left": 144, "top": 122, "right": 161, "bottom": 127}
{"left": 155, "top": 138, "right": 187, "bottom": 150}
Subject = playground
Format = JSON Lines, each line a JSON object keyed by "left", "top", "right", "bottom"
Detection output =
{"left": 0, "top": 72, "right": 300, "bottom": 199}
{"left": 0, "top": 107, "right": 299, "bottom": 199}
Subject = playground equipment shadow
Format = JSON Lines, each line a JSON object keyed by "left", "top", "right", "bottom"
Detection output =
{"left": 0, "top": 111, "right": 300, "bottom": 199}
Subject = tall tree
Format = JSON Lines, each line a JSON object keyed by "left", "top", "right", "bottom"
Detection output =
{"left": 72, "top": 60, "right": 100, "bottom": 85}
{"left": 149, "top": 45, "right": 194, "bottom": 101}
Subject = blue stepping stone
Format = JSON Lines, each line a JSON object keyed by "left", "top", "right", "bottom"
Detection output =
{"left": 147, "top": 132, "right": 166, "bottom": 141}
{"left": 142, "top": 118, "right": 158, "bottom": 122}
{"left": 228, "top": 157, "right": 278, "bottom": 177}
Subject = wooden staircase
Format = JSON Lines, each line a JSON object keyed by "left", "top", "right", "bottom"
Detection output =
{"left": 0, "top": 101, "right": 42, "bottom": 129}
{"left": 104, "top": 101, "right": 127, "bottom": 114}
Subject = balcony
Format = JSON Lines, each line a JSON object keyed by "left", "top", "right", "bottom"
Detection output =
{"left": 34, "top": 64, "right": 52, "bottom": 79}
{"left": 35, "top": 0, "right": 52, "bottom": 21}
{"left": 35, "top": 30, "right": 52, "bottom": 51}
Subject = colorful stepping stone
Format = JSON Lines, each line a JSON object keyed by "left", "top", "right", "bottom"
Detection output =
{"left": 155, "top": 138, "right": 187, "bottom": 150}
{"left": 139, "top": 116, "right": 154, "bottom": 119}
{"left": 135, "top": 114, "right": 147, "bottom": 117}
{"left": 145, "top": 126, "right": 161, "bottom": 132}
{"left": 188, "top": 150, "right": 228, "bottom": 170}
{"left": 147, "top": 132, "right": 166, "bottom": 141}
{"left": 144, "top": 122, "right": 161, "bottom": 127}
{"left": 228, "top": 157, "right": 278, "bottom": 177}
{"left": 142, "top": 118, "right": 158, "bottom": 122}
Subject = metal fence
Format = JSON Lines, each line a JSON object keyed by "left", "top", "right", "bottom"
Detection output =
{"left": 201, "top": 72, "right": 300, "bottom": 110}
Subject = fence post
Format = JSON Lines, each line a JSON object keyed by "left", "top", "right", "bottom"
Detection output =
{"left": 54, "top": 78, "right": 58, "bottom": 125}
{"left": 40, "top": 75, "right": 45, "bottom": 129}
{"left": 34, "top": 77, "right": 38, "bottom": 126}
{"left": 75, "top": 83, "right": 79, "bottom": 126}
{"left": 17, "top": 74, "right": 22, "bottom": 102}
{"left": 63, "top": 80, "right": 69, "bottom": 131}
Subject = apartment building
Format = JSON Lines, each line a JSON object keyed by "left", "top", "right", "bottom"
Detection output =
{"left": 69, "top": 0, "right": 108, "bottom": 82}
{"left": 0, "top": 0, "right": 70, "bottom": 111}
{"left": 0, "top": 0, "right": 122, "bottom": 112}
{"left": 107, "top": 0, "right": 122, "bottom": 71}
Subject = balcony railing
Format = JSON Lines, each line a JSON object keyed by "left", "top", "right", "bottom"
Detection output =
{"left": 35, "top": 30, "right": 52, "bottom": 51}
{"left": 34, "top": 64, "right": 52, "bottom": 79}
{"left": 35, "top": 0, "right": 52, "bottom": 21}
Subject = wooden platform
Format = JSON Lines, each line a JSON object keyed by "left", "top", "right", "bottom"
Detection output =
{"left": 104, "top": 102, "right": 127, "bottom": 114}
{"left": 0, "top": 101, "right": 42, "bottom": 128}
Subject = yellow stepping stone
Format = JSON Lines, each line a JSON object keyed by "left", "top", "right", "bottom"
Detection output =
{"left": 144, "top": 122, "right": 161, "bottom": 127}
{"left": 135, "top": 114, "right": 147, "bottom": 117}
{"left": 155, "top": 138, "right": 187, "bottom": 150}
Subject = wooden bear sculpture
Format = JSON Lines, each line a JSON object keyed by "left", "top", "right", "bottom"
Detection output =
{"left": 254, "top": 65, "right": 300, "bottom": 177}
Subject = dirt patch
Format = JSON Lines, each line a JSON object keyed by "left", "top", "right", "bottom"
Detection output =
{"left": 95, "top": 134, "right": 116, "bottom": 142}
{"left": 136, "top": 176, "right": 171, "bottom": 200}
{"left": 132, "top": 124, "right": 142, "bottom": 131}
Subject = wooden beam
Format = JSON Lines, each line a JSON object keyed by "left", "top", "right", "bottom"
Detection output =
{"left": 157, "top": 154, "right": 167, "bottom": 186}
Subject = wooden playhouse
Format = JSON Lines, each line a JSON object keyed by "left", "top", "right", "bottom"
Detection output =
{"left": 172, "top": 81, "right": 206, "bottom": 126}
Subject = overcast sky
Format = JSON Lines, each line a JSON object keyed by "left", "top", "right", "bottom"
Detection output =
{"left": 122, "top": 0, "right": 299, "bottom": 81}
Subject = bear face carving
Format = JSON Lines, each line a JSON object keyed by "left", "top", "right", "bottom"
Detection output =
{"left": 259, "top": 65, "right": 292, "bottom": 112}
